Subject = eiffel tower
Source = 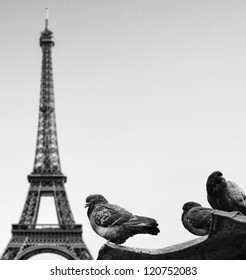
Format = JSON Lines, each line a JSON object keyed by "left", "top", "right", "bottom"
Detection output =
{"left": 1, "top": 11, "right": 92, "bottom": 260}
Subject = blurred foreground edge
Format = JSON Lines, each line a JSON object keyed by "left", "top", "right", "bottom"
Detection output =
{"left": 98, "top": 210, "right": 246, "bottom": 260}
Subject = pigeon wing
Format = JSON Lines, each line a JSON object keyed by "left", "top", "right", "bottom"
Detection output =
{"left": 92, "top": 203, "right": 133, "bottom": 227}
{"left": 226, "top": 181, "right": 246, "bottom": 207}
{"left": 187, "top": 207, "right": 212, "bottom": 228}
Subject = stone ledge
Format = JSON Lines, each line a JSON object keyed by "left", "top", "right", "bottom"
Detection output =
{"left": 97, "top": 210, "right": 246, "bottom": 260}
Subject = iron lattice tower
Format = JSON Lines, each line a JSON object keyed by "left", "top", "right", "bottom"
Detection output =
{"left": 1, "top": 12, "right": 92, "bottom": 260}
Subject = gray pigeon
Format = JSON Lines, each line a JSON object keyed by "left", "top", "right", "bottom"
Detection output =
{"left": 182, "top": 202, "right": 213, "bottom": 236}
{"left": 85, "top": 194, "right": 160, "bottom": 244}
{"left": 206, "top": 171, "right": 246, "bottom": 214}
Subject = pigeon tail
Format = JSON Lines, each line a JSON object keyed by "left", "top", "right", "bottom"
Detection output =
{"left": 124, "top": 215, "right": 160, "bottom": 235}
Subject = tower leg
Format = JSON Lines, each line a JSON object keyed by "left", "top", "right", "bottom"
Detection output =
{"left": 1, "top": 225, "right": 92, "bottom": 260}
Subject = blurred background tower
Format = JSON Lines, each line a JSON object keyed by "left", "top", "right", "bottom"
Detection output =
{"left": 1, "top": 10, "right": 92, "bottom": 260}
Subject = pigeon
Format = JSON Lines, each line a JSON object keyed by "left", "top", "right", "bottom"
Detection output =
{"left": 206, "top": 171, "right": 246, "bottom": 214}
{"left": 85, "top": 194, "right": 160, "bottom": 244}
{"left": 181, "top": 202, "right": 213, "bottom": 236}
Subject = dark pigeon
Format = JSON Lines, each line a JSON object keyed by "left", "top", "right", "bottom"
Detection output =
{"left": 85, "top": 194, "right": 160, "bottom": 244}
{"left": 206, "top": 171, "right": 246, "bottom": 214}
{"left": 182, "top": 202, "right": 213, "bottom": 236}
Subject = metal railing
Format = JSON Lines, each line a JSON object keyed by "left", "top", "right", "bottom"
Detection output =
{"left": 12, "top": 224, "right": 82, "bottom": 231}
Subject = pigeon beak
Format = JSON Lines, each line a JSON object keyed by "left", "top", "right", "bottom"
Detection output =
{"left": 85, "top": 203, "right": 89, "bottom": 208}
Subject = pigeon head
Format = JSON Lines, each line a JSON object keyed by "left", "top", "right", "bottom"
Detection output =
{"left": 85, "top": 194, "right": 108, "bottom": 208}
{"left": 182, "top": 201, "right": 201, "bottom": 211}
{"left": 206, "top": 171, "right": 225, "bottom": 194}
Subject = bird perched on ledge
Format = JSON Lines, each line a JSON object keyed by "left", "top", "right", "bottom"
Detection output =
{"left": 182, "top": 202, "right": 213, "bottom": 236}
{"left": 206, "top": 171, "right": 246, "bottom": 214}
{"left": 85, "top": 194, "right": 160, "bottom": 244}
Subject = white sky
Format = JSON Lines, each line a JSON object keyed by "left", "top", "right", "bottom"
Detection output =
{"left": 1, "top": 0, "right": 246, "bottom": 260}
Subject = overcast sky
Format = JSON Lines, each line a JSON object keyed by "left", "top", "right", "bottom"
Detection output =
{"left": 1, "top": 0, "right": 246, "bottom": 260}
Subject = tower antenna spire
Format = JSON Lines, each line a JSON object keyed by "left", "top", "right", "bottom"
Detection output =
{"left": 45, "top": 7, "right": 49, "bottom": 29}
